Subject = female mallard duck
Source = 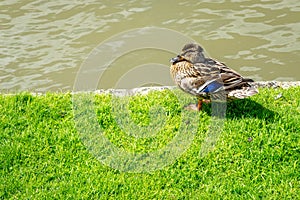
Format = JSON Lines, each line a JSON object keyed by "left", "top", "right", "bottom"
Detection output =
{"left": 170, "top": 43, "right": 258, "bottom": 110}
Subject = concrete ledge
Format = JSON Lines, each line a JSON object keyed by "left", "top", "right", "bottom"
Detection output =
{"left": 2, "top": 81, "right": 299, "bottom": 96}
{"left": 92, "top": 81, "right": 300, "bottom": 96}
{"left": 249, "top": 81, "right": 300, "bottom": 89}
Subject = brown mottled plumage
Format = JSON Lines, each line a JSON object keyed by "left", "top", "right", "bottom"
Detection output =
{"left": 170, "top": 43, "right": 258, "bottom": 110}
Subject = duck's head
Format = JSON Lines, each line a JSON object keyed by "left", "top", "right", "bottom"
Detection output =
{"left": 170, "top": 43, "right": 205, "bottom": 64}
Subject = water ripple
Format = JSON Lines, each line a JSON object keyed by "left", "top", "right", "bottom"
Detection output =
{"left": 1, "top": 0, "right": 299, "bottom": 91}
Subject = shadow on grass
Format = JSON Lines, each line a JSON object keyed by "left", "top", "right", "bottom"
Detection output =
{"left": 201, "top": 99, "right": 277, "bottom": 121}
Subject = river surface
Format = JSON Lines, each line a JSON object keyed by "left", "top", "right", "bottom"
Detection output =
{"left": 1, "top": 0, "right": 300, "bottom": 92}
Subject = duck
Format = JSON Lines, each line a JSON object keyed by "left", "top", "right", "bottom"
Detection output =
{"left": 170, "top": 43, "right": 258, "bottom": 110}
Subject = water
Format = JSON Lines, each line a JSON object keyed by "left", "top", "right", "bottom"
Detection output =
{"left": 1, "top": 0, "right": 300, "bottom": 92}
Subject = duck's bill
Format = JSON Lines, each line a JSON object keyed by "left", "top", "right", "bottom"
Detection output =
{"left": 170, "top": 55, "right": 183, "bottom": 63}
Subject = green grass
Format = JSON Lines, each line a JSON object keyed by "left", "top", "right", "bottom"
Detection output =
{"left": 0, "top": 87, "right": 299, "bottom": 199}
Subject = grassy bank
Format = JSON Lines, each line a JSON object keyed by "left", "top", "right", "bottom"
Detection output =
{"left": 0, "top": 87, "right": 299, "bottom": 199}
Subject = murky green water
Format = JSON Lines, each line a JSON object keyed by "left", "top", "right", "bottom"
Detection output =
{"left": 1, "top": 0, "right": 300, "bottom": 91}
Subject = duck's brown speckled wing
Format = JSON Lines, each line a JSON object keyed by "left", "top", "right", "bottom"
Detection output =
{"left": 200, "top": 58, "right": 253, "bottom": 90}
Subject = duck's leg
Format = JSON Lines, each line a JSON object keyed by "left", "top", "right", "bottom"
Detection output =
{"left": 197, "top": 99, "right": 203, "bottom": 111}
{"left": 197, "top": 99, "right": 211, "bottom": 111}
{"left": 184, "top": 98, "right": 208, "bottom": 111}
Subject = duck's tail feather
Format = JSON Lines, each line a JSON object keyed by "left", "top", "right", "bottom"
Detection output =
{"left": 228, "top": 86, "right": 258, "bottom": 99}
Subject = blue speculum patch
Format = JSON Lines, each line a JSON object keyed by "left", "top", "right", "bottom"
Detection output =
{"left": 202, "top": 80, "right": 223, "bottom": 93}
